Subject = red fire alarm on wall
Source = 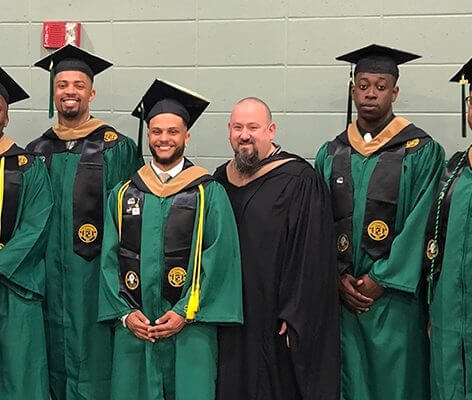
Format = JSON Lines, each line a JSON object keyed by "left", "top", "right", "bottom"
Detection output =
{"left": 42, "top": 22, "right": 81, "bottom": 49}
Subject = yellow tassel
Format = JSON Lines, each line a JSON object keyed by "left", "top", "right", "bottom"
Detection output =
{"left": 117, "top": 180, "right": 131, "bottom": 240}
{"left": 186, "top": 184, "right": 205, "bottom": 321}
{"left": 186, "top": 290, "right": 200, "bottom": 320}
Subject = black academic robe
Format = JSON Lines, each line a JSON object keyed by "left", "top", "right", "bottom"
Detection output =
{"left": 214, "top": 152, "right": 340, "bottom": 400}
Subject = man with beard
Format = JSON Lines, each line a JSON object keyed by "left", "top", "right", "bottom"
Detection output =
{"left": 214, "top": 97, "right": 340, "bottom": 400}
{"left": 0, "top": 68, "right": 53, "bottom": 399}
{"left": 315, "top": 44, "right": 444, "bottom": 400}
{"left": 26, "top": 45, "right": 142, "bottom": 400}
{"left": 98, "top": 79, "right": 243, "bottom": 400}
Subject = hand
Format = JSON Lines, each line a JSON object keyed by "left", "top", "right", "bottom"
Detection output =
{"left": 148, "top": 310, "right": 186, "bottom": 340}
{"left": 125, "top": 310, "right": 155, "bottom": 343}
{"left": 357, "top": 274, "right": 384, "bottom": 300}
{"left": 278, "top": 321, "right": 290, "bottom": 348}
{"left": 339, "top": 274, "right": 374, "bottom": 313}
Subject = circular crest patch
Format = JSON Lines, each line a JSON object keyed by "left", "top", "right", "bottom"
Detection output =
{"left": 18, "top": 155, "right": 28, "bottom": 166}
{"left": 406, "top": 138, "right": 420, "bottom": 149}
{"left": 168, "top": 267, "right": 186, "bottom": 288}
{"left": 0, "top": 243, "right": 4, "bottom": 250}
{"left": 104, "top": 131, "right": 118, "bottom": 142}
{"left": 78, "top": 223, "right": 98, "bottom": 243}
{"left": 426, "top": 239, "right": 439, "bottom": 260}
{"left": 125, "top": 270, "right": 140, "bottom": 290}
{"left": 367, "top": 220, "right": 389, "bottom": 241}
{"left": 337, "top": 233, "right": 350, "bottom": 253}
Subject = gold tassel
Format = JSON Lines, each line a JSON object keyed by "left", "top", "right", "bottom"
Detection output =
{"left": 186, "top": 184, "right": 205, "bottom": 321}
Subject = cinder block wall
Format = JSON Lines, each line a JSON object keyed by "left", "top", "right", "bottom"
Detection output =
{"left": 2, "top": 1, "right": 472, "bottom": 169}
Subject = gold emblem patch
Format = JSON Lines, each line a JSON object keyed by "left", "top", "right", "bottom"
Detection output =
{"left": 104, "top": 131, "right": 118, "bottom": 142}
{"left": 0, "top": 243, "right": 4, "bottom": 250}
{"left": 18, "top": 155, "right": 28, "bottom": 166}
{"left": 426, "top": 239, "right": 439, "bottom": 260}
{"left": 168, "top": 267, "right": 186, "bottom": 288}
{"left": 78, "top": 223, "right": 98, "bottom": 243}
{"left": 406, "top": 138, "right": 420, "bottom": 149}
{"left": 367, "top": 220, "right": 389, "bottom": 241}
{"left": 337, "top": 233, "right": 350, "bottom": 253}
{"left": 125, "top": 270, "right": 140, "bottom": 290}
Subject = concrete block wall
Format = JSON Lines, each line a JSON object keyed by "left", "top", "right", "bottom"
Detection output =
{"left": 2, "top": 1, "right": 472, "bottom": 170}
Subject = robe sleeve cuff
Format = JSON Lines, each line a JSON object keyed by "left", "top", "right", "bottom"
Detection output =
{"left": 368, "top": 270, "right": 417, "bottom": 295}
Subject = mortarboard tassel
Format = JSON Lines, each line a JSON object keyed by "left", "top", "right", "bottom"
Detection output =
{"left": 48, "top": 60, "right": 54, "bottom": 119}
{"left": 137, "top": 102, "right": 144, "bottom": 159}
{"left": 460, "top": 74, "right": 468, "bottom": 138}
{"left": 346, "top": 65, "right": 353, "bottom": 130}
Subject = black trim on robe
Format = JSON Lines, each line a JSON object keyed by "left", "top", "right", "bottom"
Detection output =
{"left": 0, "top": 144, "right": 34, "bottom": 245}
{"left": 119, "top": 183, "right": 145, "bottom": 309}
{"left": 328, "top": 124, "right": 432, "bottom": 269}
{"left": 26, "top": 123, "right": 125, "bottom": 260}
{"left": 119, "top": 159, "right": 214, "bottom": 308}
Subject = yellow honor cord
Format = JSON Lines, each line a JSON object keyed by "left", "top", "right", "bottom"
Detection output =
{"left": 117, "top": 180, "right": 131, "bottom": 240}
{"left": 186, "top": 184, "right": 205, "bottom": 321}
{"left": 0, "top": 157, "right": 4, "bottom": 238}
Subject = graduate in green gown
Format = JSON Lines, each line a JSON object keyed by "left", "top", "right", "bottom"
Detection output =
{"left": 26, "top": 45, "right": 142, "bottom": 400}
{"left": 98, "top": 79, "right": 243, "bottom": 400}
{"left": 426, "top": 59, "right": 472, "bottom": 400}
{"left": 315, "top": 44, "right": 445, "bottom": 400}
{"left": 0, "top": 68, "right": 53, "bottom": 399}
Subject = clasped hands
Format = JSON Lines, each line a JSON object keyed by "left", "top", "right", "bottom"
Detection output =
{"left": 339, "top": 273, "right": 384, "bottom": 313}
{"left": 125, "top": 310, "right": 186, "bottom": 343}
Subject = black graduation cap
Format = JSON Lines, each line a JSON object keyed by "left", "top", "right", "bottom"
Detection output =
{"left": 336, "top": 44, "right": 421, "bottom": 128}
{"left": 131, "top": 79, "right": 210, "bottom": 158}
{"left": 34, "top": 44, "right": 112, "bottom": 118}
{"left": 0, "top": 67, "right": 29, "bottom": 105}
{"left": 450, "top": 58, "right": 472, "bottom": 138}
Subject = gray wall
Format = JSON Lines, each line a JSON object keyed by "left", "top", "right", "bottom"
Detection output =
{"left": 2, "top": 0, "right": 472, "bottom": 169}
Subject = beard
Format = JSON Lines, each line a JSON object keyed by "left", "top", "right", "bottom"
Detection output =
{"left": 234, "top": 147, "right": 260, "bottom": 176}
{"left": 149, "top": 143, "right": 185, "bottom": 166}
{"left": 60, "top": 108, "right": 80, "bottom": 119}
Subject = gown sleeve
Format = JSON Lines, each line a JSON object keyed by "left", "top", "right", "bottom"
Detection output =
{"left": 104, "top": 136, "right": 144, "bottom": 194}
{"left": 97, "top": 183, "right": 135, "bottom": 322}
{"left": 278, "top": 166, "right": 340, "bottom": 400}
{"left": 172, "top": 181, "right": 244, "bottom": 325}
{"left": 368, "top": 140, "right": 445, "bottom": 294}
{"left": 314, "top": 141, "right": 332, "bottom": 188}
{"left": 0, "top": 158, "right": 53, "bottom": 300}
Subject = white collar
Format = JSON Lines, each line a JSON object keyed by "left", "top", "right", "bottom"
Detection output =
{"left": 151, "top": 158, "right": 185, "bottom": 178}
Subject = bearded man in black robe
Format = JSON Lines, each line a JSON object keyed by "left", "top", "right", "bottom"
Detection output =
{"left": 214, "top": 97, "right": 340, "bottom": 400}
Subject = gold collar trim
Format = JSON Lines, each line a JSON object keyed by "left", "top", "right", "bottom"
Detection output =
{"left": 347, "top": 116, "right": 412, "bottom": 157}
{"left": 52, "top": 118, "right": 105, "bottom": 141}
{"left": 137, "top": 163, "right": 209, "bottom": 198}
{"left": 0, "top": 135, "right": 14, "bottom": 156}
{"left": 226, "top": 157, "right": 296, "bottom": 187}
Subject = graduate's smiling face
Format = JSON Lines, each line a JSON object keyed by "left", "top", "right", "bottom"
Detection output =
{"left": 148, "top": 113, "right": 190, "bottom": 169}
{"left": 0, "top": 96, "right": 9, "bottom": 136}
{"left": 228, "top": 99, "right": 276, "bottom": 160}
{"left": 54, "top": 70, "right": 96, "bottom": 120}
{"left": 353, "top": 72, "right": 399, "bottom": 123}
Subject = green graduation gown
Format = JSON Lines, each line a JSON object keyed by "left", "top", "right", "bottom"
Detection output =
{"left": 315, "top": 118, "right": 444, "bottom": 400}
{"left": 26, "top": 120, "right": 142, "bottom": 400}
{"left": 98, "top": 161, "right": 243, "bottom": 400}
{"left": 429, "top": 148, "right": 472, "bottom": 400}
{"left": 0, "top": 136, "right": 53, "bottom": 399}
